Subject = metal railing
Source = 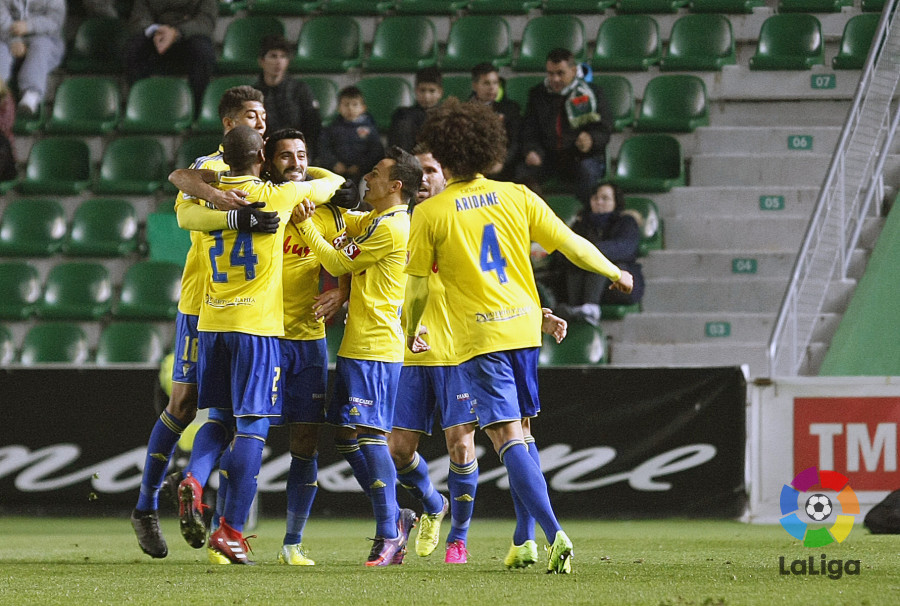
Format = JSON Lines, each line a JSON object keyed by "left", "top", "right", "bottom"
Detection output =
{"left": 767, "top": 4, "right": 900, "bottom": 376}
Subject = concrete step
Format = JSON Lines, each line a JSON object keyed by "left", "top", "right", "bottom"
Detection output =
{"left": 650, "top": 186, "right": 820, "bottom": 218}
{"left": 641, "top": 249, "right": 799, "bottom": 279}
{"left": 616, "top": 311, "right": 840, "bottom": 344}
{"left": 609, "top": 341, "right": 769, "bottom": 377}
{"left": 643, "top": 277, "right": 788, "bottom": 313}
{"left": 663, "top": 215, "right": 811, "bottom": 249}
{"left": 689, "top": 153, "right": 831, "bottom": 187}
{"left": 711, "top": 100, "right": 852, "bottom": 128}
{"left": 609, "top": 127, "right": 841, "bottom": 159}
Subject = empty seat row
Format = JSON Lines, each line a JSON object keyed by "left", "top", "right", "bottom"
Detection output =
{"left": 0, "top": 321, "right": 169, "bottom": 365}
{"left": 0, "top": 259, "right": 181, "bottom": 322}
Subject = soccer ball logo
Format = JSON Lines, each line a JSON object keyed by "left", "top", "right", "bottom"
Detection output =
{"left": 805, "top": 494, "right": 833, "bottom": 521}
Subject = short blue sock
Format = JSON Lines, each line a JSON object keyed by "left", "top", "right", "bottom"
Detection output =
{"left": 500, "top": 440, "right": 561, "bottom": 544}
{"left": 397, "top": 452, "right": 443, "bottom": 515}
{"left": 222, "top": 417, "right": 269, "bottom": 533}
{"left": 284, "top": 453, "right": 318, "bottom": 545}
{"left": 184, "top": 409, "right": 233, "bottom": 487}
{"left": 447, "top": 458, "right": 478, "bottom": 544}
{"left": 358, "top": 433, "right": 399, "bottom": 539}
{"left": 335, "top": 437, "right": 371, "bottom": 498}
{"left": 136, "top": 411, "right": 188, "bottom": 512}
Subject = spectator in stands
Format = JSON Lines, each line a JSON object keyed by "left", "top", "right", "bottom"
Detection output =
{"left": 318, "top": 85, "right": 384, "bottom": 186}
{"left": 388, "top": 66, "right": 442, "bottom": 152}
{"left": 82, "top": 0, "right": 118, "bottom": 18}
{"left": 0, "top": 0, "right": 66, "bottom": 117}
{"left": 468, "top": 62, "right": 521, "bottom": 181}
{"left": 254, "top": 34, "right": 322, "bottom": 161}
{"left": 124, "top": 0, "right": 216, "bottom": 117}
{"left": 516, "top": 48, "right": 613, "bottom": 205}
{"left": 0, "top": 77, "right": 14, "bottom": 180}
{"left": 555, "top": 182, "right": 644, "bottom": 325}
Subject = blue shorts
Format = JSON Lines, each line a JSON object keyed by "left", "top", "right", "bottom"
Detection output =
{"left": 326, "top": 356, "right": 402, "bottom": 432}
{"left": 460, "top": 348, "right": 541, "bottom": 429}
{"left": 196, "top": 331, "right": 283, "bottom": 419}
{"left": 393, "top": 365, "right": 477, "bottom": 434}
{"left": 280, "top": 338, "right": 328, "bottom": 425}
{"left": 172, "top": 312, "right": 199, "bottom": 384}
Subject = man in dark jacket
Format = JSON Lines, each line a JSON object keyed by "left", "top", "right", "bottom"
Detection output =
{"left": 516, "top": 48, "right": 613, "bottom": 205}
{"left": 125, "top": 0, "right": 216, "bottom": 115}
{"left": 469, "top": 62, "right": 521, "bottom": 181}
{"left": 254, "top": 35, "right": 323, "bottom": 162}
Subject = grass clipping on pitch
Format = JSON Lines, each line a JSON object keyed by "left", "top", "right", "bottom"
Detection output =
{"left": 0, "top": 517, "right": 896, "bottom": 605}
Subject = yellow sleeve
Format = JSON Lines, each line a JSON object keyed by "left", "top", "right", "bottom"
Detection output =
{"left": 302, "top": 167, "right": 345, "bottom": 204}
{"left": 295, "top": 216, "right": 391, "bottom": 277}
{"left": 555, "top": 234, "right": 623, "bottom": 282}
{"left": 402, "top": 275, "right": 430, "bottom": 338}
{"left": 175, "top": 197, "right": 229, "bottom": 232}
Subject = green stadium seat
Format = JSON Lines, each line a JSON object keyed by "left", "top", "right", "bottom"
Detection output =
{"left": 441, "top": 75, "right": 473, "bottom": 102}
{"left": 624, "top": 196, "right": 663, "bottom": 255}
{"left": 37, "top": 261, "right": 113, "bottom": 320}
{"left": 0, "top": 198, "right": 66, "bottom": 257}
{"left": 145, "top": 211, "right": 192, "bottom": 266}
{"left": 194, "top": 76, "right": 255, "bottom": 133}
{"left": 545, "top": 195, "right": 582, "bottom": 226}
{"left": 0, "top": 262, "right": 41, "bottom": 320}
{"left": 115, "top": 260, "right": 183, "bottom": 320}
{"left": 601, "top": 302, "right": 642, "bottom": 319}
{"left": 749, "top": 15, "right": 825, "bottom": 71}
{"left": 0, "top": 324, "right": 14, "bottom": 365}
{"left": 861, "top": 0, "right": 886, "bottom": 11}
{"left": 592, "top": 15, "right": 661, "bottom": 72}
{"left": 19, "top": 322, "right": 90, "bottom": 364}
{"left": 219, "top": 0, "right": 249, "bottom": 15}
{"left": 612, "top": 134, "right": 685, "bottom": 193}
{"left": 62, "top": 199, "right": 139, "bottom": 257}
{"left": 539, "top": 323, "right": 608, "bottom": 366}
{"left": 249, "top": 0, "right": 325, "bottom": 15}
{"left": 515, "top": 15, "right": 586, "bottom": 72}
{"left": 441, "top": 15, "right": 513, "bottom": 70}
{"left": 394, "top": 0, "right": 469, "bottom": 14}
{"left": 660, "top": 14, "right": 736, "bottom": 72}
{"left": 119, "top": 77, "right": 194, "bottom": 134}
{"left": 467, "top": 0, "right": 541, "bottom": 13}
{"left": 96, "top": 322, "right": 166, "bottom": 365}
{"left": 12, "top": 102, "right": 46, "bottom": 136}
{"left": 593, "top": 75, "right": 634, "bottom": 131}
{"left": 635, "top": 75, "right": 709, "bottom": 133}
{"left": 544, "top": 0, "right": 616, "bottom": 12}
{"left": 355, "top": 77, "right": 413, "bottom": 131}
{"left": 688, "top": 0, "right": 763, "bottom": 11}
{"left": 16, "top": 138, "right": 92, "bottom": 195}
{"left": 503, "top": 75, "right": 543, "bottom": 115}
{"left": 65, "top": 16, "right": 126, "bottom": 73}
{"left": 303, "top": 77, "right": 340, "bottom": 125}
{"left": 778, "top": 0, "right": 851, "bottom": 12}
{"left": 365, "top": 16, "right": 439, "bottom": 72}
{"left": 616, "top": 0, "right": 689, "bottom": 13}
{"left": 218, "top": 16, "right": 286, "bottom": 74}
{"left": 321, "top": 0, "right": 392, "bottom": 14}
{"left": 291, "top": 16, "right": 363, "bottom": 73}
{"left": 45, "top": 77, "right": 121, "bottom": 135}
{"left": 0, "top": 177, "right": 16, "bottom": 194}
{"left": 832, "top": 14, "right": 880, "bottom": 71}
{"left": 95, "top": 137, "right": 168, "bottom": 195}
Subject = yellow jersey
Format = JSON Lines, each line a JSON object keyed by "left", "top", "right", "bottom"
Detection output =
{"left": 176, "top": 146, "right": 228, "bottom": 316}
{"left": 282, "top": 203, "right": 348, "bottom": 341}
{"left": 296, "top": 205, "right": 409, "bottom": 363}
{"left": 180, "top": 170, "right": 343, "bottom": 336}
{"left": 406, "top": 175, "right": 617, "bottom": 362}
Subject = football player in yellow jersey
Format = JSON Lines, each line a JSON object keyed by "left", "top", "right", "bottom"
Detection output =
{"left": 404, "top": 100, "right": 633, "bottom": 574}
{"left": 131, "top": 86, "right": 274, "bottom": 560}
{"left": 172, "top": 126, "right": 343, "bottom": 564}
{"left": 292, "top": 146, "right": 421, "bottom": 566}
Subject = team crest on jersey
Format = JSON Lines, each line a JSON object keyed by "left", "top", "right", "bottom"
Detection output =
{"left": 343, "top": 241, "right": 361, "bottom": 259}
{"left": 356, "top": 126, "right": 371, "bottom": 139}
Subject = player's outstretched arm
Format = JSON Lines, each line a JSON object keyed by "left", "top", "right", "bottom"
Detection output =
{"left": 541, "top": 308, "right": 568, "bottom": 344}
{"left": 169, "top": 168, "right": 249, "bottom": 210}
{"left": 303, "top": 166, "right": 346, "bottom": 204}
{"left": 555, "top": 233, "right": 631, "bottom": 293}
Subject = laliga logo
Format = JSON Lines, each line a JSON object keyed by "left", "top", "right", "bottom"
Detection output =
{"left": 779, "top": 466, "right": 860, "bottom": 547}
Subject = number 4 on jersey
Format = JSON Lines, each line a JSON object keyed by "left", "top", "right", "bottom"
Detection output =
{"left": 480, "top": 223, "right": 508, "bottom": 284}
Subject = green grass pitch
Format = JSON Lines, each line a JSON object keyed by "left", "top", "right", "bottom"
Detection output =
{"left": 0, "top": 517, "right": 897, "bottom": 605}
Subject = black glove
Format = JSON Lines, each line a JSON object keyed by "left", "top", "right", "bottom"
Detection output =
{"left": 227, "top": 202, "right": 280, "bottom": 234}
{"left": 330, "top": 180, "right": 361, "bottom": 210}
